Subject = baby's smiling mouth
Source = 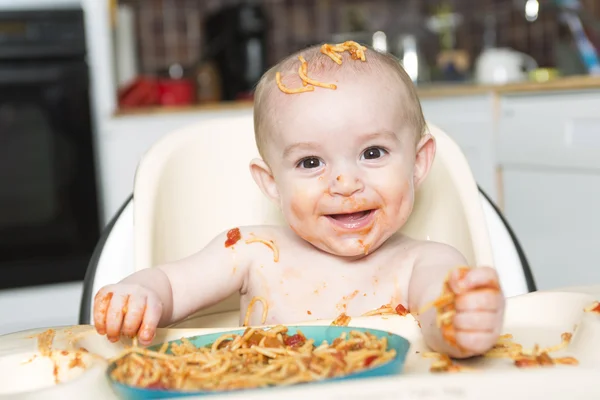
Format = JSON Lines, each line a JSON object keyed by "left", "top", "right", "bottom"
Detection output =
{"left": 325, "top": 209, "right": 376, "bottom": 231}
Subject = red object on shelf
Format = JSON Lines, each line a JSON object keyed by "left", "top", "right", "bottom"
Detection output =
{"left": 157, "top": 79, "right": 196, "bottom": 106}
{"left": 235, "top": 91, "right": 255, "bottom": 101}
{"left": 117, "top": 77, "right": 160, "bottom": 109}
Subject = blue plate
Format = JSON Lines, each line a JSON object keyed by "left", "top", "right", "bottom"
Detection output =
{"left": 108, "top": 325, "right": 411, "bottom": 399}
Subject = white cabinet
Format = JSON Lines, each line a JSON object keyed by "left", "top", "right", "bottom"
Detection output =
{"left": 502, "top": 169, "right": 600, "bottom": 290}
{"left": 0, "top": 282, "right": 83, "bottom": 336}
{"left": 421, "top": 94, "right": 498, "bottom": 202}
{"left": 497, "top": 90, "right": 600, "bottom": 290}
{"left": 497, "top": 91, "right": 600, "bottom": 170}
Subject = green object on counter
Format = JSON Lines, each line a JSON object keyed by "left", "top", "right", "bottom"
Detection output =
{"left": 437, "top": 2, "right": 454, "bottom": 50}
{"left": 529, "top": 68, "right": 560, "bottom": 82}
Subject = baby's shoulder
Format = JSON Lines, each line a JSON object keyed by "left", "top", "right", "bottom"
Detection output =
{"left": 215, "top": 224, "right": 302, "bottom": 261}
{"left": 231, "top": 225, "right": 295, "bottom": 243}
{"left": 388, "top": 235, "right": 467, "bottom": 265}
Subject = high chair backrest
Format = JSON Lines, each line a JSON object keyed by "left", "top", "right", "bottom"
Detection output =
{"left": 133, "top": 111, "right": 494, "bottom": 318}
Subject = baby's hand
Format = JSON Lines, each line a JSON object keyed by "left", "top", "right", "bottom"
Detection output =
{"left": 448, "top": 266, "right": 505, "bottom": 356}
{"left": 93, "top": 284, "right": 164, "bottom": 345}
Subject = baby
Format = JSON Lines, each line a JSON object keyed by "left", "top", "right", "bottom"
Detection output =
{"left": 93, "top": 43, "right": 505, "bottom": 359}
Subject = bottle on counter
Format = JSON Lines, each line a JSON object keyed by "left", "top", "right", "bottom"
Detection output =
{"left": 195, "top": 61, "right": 223, "bottom": 104}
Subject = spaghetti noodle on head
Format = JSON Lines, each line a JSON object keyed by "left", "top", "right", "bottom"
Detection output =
{"left": 253, "top": 43, "right": 426, "bottom": 162}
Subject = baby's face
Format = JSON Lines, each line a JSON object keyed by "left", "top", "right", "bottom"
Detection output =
{"left": 260, "top": 76, "right": 428, "bottom": 257}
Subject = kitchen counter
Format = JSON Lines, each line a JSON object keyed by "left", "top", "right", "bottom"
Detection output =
{"left": 114, "top": 100, "right": 254, "bottom": 117}
{"left": 113, "top": 75, "right": 600, "bottom": 117}
{"left": 417, "top": 74, "right": 600, "bottom": 99}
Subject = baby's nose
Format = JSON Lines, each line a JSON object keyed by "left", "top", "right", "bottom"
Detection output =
{"left": 329, "top": 174, "right": 364, "bottom": 197}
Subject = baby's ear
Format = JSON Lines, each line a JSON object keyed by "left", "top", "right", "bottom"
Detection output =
{"left": 413, "top": 133, "right": 436, "bottom": 188}
{"left": 249, "top": 158, "right": 280, "bottom": 204}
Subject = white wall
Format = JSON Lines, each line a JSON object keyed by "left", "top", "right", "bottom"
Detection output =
{"left": 80, "top": 0, "right": 119, "bottom": 224}
{"left": 0, "top": 282, "right": 83, "bottom": 335}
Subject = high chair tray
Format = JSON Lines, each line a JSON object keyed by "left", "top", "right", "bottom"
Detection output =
{"left": 1, "top": 287, "right": 600, "bottom": 399}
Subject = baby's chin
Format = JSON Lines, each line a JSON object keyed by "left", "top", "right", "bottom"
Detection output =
{"left": 307, "top": 237, "right": 380, "bottom": 259}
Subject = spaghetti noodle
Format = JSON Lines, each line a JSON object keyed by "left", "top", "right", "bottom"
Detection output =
{"left": 275, "top": 72, "right": 314, "bottom": 95}
{"left": 299, "top": 55, "right": 308, "bottom": 86}
{"left": 297, "top": 55, "right": 337, "bottom": 90}
{"left": 418, "top": 267, "right": 471, "bottom": 349}
{"left": 245, "top": 236, "right": 280, "bottom": 262}
{"left": 320, "top": 41, "right": 367, "bottom": 64}
{"left": 426, "top": 331, "right": 578, "bottom": 373}
{"left": 484, "top": 332, "right": 578, "bottom": 368}
{"left": 109, "top": 326, "right": 396, "bottom": 391}
{"left": 276, "top": 41, "right": 367, "bottom": 94}
{"left": 331, "top": 313, "right": 351, "bottom": 326}
{"left": 482, "top": 333, "right": 523, "bottom": 358}
{"left": 584, "top": 301, "right": 600, "bottom": 313}
{"left": 31, "top": 328, "right": 91, "bottom": 384}
{"left": 362, "top": 304, "right": 409, "bottom": 317}
{"left": 37, "top": 329, "right": 55, "bottom": 357}
{"left": 422, "top": 351, "right": 473, "bottom": 373}
{"left": 243, "top": 296, "right": 269, "bottom": 327}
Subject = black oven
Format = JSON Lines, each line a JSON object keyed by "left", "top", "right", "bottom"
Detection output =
{"left": 0, "top": 8, "right": 100, "bottom": 289}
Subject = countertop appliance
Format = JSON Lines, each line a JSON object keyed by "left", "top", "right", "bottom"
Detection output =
{"left": 204, "top": 4, "right": 268, "bottom": 101}
{"left": 0, "top": 7, "right": 100, "bottom": 289}
{"left": 475, "top": 47, "right": 538, "bottom": 85}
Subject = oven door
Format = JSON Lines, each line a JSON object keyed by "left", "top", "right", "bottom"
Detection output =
{"left": 0, "top": 60, "right": 100, "bottom": 288}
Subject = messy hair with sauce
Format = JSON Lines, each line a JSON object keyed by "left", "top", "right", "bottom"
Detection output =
{"left": 253, "top": 44, "right": 427, "bottom": 160}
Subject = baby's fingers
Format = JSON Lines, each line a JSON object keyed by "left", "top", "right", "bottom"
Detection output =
{"left": 121, "top": 295, "right": 147, "bottom": 338}
{"left": 93, "top": 290, "right": 113, "bottom": 335}
{"left": 455, "top": 289, "right": 503, "bottom": 312}
{"left": 453, "top": 310, "right": 499, "bottom": 332}
{"left": 105, "top": 294, "right": 129, "bottom": 343}
{"left": 451, "top": 266, "right": 500, "bottom": 295}
{"left": 455, "top": 331, "right": 498, "bottom": 355}
{"left": 137, "top": 296, "right": 163, "bottom": 346}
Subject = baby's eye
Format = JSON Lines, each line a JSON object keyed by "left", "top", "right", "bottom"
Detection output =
{"left": 361, "top": 147, "right": 387, "bottom": 160}
{"left": 297, "top": 157, "right": 323, "bottom": 169}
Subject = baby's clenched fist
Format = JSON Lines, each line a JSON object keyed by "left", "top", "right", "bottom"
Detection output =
{"left": 447, "top": 266, "right": 505, "bottom": 357}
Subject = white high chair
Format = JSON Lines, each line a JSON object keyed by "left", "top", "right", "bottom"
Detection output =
{"left": 79, "top": 115, "right": 535, "bottom": 326}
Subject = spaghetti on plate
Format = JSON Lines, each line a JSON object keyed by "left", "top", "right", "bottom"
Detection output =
{"left": 109, "top": 297, "right": 396, "bottom": 391}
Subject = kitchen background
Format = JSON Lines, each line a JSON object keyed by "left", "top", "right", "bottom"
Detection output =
{"left": 0, "top": 0, "right": 599, "bottom": 335}
{"left": 113, "top": 0, "right": 600, "bottom": 108}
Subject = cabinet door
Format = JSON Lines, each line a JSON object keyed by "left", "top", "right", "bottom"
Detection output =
{"left": 498, "top": 91, "right": 600, "bottom": 170}
{"left": 503, "top": 168, "right": 600, "bottom": 290}
{"left": 421, "top": 95, "right": 497, "bottom": 202}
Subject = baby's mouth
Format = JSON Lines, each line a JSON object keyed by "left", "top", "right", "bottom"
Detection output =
{"left": 326, "top": 210, "right": 376, "bottom": 231}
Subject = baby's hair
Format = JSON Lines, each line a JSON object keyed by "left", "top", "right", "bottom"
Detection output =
{"left": 253, "top": 44, "right": 426, "bottom": 160}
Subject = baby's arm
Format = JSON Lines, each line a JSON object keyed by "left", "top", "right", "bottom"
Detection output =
{"left": 407, "top": 243, "right": 505, "bottom": 358}
{"left": 93, "top": 228, "right": 252, "bottom": 345}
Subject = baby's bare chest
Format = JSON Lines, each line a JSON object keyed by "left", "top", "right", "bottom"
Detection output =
{"left": 241, "top": 244, "right": 413, "bottom": 325}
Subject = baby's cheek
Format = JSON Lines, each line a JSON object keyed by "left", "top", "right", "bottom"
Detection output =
{"left": 285, "top": 195, "right": 313, "bottom": 233}
{"left": 287, "top": 185, "right": 317, "bottom": 218}
{"left": 289, "top": 198, "right": 308, "bottom": 219}
{"left": 381, "top": 179, "right": 412, "bottom": 213}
